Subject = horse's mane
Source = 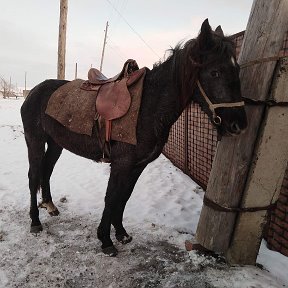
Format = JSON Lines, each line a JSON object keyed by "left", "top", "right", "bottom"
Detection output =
{"left": 154, "top": 33, "right": 236, "bottom": 111}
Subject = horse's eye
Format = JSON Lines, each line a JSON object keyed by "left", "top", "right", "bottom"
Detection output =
{"left": 211, "top": 70, "right": 220, "bottom": 78}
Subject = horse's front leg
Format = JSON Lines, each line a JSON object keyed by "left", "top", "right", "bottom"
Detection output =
{"left": 97, "top": 172, "right": 118, "bottom": 256}
{"left": 97, "top": 168, "right": 124, "bottom": 256}
{"left": 97, "top": 143, "right": 138, "bottom": 256}
{"left": 112, "top": 165, "right": 146, "bottom": 245}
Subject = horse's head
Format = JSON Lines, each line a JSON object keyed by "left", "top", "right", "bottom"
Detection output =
{"left": 190, "top": 19, "right": 247, "bottom": 136}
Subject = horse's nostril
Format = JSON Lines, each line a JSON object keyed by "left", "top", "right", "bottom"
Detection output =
{"left": 230, "top": 122, "right": 241, "bottom": 134}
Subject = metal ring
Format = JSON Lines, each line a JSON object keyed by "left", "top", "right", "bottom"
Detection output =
{"left": 213, "top": 116, "right": 222, "bottom": 125}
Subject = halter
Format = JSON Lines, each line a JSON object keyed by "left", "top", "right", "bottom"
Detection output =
{"left": 196, "top": 80, "right": 245, "bottom": 125}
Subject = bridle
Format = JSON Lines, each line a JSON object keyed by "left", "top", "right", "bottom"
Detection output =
{"left": 191, "top": 53, "right": 285, "bottom": 126}
{"left": 196, "top": 80, "right": 245, "bottom": 125}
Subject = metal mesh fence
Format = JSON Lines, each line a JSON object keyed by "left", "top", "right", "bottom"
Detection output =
{"left": 163, "top": 112, "right": 186, "bottom": 172}
{"left": 186, "top": 103, "right": 217, "bottom": 187}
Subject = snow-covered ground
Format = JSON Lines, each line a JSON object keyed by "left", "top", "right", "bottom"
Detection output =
{"left": 0, "top": 98, "right": 287, "bottom": 288}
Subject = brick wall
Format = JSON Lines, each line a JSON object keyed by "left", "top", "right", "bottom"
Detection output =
{"left": 266, "top": 165, "right": 288, "bottom": 256}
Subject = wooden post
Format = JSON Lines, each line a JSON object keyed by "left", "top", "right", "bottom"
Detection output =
{"left": 57, "top": 0, "right": 68, "bottom": 80}
{"left": 226, "top": 58, "right": 288, "bottom": 264}
{"left": 196, "top": 0, "right": 288, "bottom": 261}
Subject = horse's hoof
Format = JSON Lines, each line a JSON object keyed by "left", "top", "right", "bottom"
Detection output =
{"left": 102, "top": 246, "right": 118, "bottom": 257}
{"left": 30, "top": 225, "right": 43, "bottom": 234}
{"left": 49, "top": 209, "right": 60, "bottom": 216}
{"left": 39, "top": 201, "right": 60, "bottom": 216}
{"left": 116, "top": 234, "right": 133, "bottom": 245}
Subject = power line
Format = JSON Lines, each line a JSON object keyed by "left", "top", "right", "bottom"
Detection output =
{"left": 107, "top": 37, "right": 129, "bottom": 60}
{"left": 105, "top": 0, "right": 161, "bottom": 59}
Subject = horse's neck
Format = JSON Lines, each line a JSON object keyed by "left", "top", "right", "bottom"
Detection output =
{"left": 142, "top": 57, "right": 186, "bottom": 140}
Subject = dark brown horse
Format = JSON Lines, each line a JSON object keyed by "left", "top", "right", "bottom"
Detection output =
{"left": 21, "top": 19, "right": 247, "bottom": 256}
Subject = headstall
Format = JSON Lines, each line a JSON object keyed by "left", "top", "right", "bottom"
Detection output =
{"left": 196, "top": 80, "right": 245, "bottom": 125}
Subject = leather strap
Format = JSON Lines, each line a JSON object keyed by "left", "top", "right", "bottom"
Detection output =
{"left": 105, "top": 120, "right": 112, "bottom": 142}
{"left": 203, "top": 195, "right": 276, "bottom": 213}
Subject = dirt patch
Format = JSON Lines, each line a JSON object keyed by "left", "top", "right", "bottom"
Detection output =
{"left": 0, "top": 208, "right": 227, "bottom": 288}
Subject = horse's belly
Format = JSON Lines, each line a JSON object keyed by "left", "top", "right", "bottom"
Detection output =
{"left": 43, "top": 115, "right": 103, "bottom": 161}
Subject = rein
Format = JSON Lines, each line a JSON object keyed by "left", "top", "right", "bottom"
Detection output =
{"left": 196, "top": 80, "right": 245, "bottom": 125}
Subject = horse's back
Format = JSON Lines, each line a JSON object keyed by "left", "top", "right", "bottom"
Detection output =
{"left": 21, "top": 79, "right": 69, "bottom": 119}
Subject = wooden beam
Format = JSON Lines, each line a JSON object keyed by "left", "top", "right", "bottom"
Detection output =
{"left": 226, "top": 58, "right": 288, "bottom": 264}
{"left": 57, "top": 0, "right": 68, "bottom": 80}
{"left": 196, "top": 0, "right": 288, "bottom": 256}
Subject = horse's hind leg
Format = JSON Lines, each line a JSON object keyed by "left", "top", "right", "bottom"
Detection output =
{"left": 39, "top": 138, "right": 63, "bottom": 216}
{"left": 25, "top": 137, "right": 46, "bottom": 233}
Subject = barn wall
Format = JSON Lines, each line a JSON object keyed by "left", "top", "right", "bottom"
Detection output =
{"left": 163, "top": 30, "right": 288, "bottom": 256}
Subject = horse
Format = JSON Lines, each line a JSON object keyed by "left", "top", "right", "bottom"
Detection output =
{"left": 21, "top": 19, "right": 247, "bottom": 256}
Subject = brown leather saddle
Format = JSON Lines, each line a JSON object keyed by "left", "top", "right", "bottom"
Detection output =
{"left": 80, "top": 59, "right": 145, "bottom": 142}
{"left": 88, "top": 59, "right": 139, "bottom": 85}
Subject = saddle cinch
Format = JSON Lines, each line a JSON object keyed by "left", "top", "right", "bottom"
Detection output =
{"left": 81, "top": 59, "right": 146, "bottom": 142}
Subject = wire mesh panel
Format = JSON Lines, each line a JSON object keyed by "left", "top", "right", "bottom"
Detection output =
{"left": 163, "top": 111, "right": 186, "bottom": 172}
{"left": 187, "top": 103, "right": 217, "bottom": 189}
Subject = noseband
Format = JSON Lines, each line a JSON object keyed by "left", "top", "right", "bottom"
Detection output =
{"left": 196, "top": 80, "right": 245, "bottom": 125}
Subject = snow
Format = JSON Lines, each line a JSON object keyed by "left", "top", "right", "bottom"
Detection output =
{"left": 0, "top": 98, "right": 288, "bottom": 288}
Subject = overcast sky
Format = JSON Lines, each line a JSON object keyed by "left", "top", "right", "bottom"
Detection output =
{"left": 0, "top": 0, "right": 253, "bottom": 90}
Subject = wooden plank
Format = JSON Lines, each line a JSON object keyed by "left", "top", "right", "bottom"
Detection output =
{"left": 227, "top": 105, "right": 288, "bottom": 264}
{"left": 270, "top": 58, "right": 288, "bottom": 103}
{"left": 226, "top": 55, "right": 288, "bottom": 264}
{"left": 239, "top": 1, "right": 288, "bottom": 102}
{"left": 196, "top": 105, "right": 264, "bottom": 252}
{"left": 196, "top": 0, "right": 288, "bottom": 254}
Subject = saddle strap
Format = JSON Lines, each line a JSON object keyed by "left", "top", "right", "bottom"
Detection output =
{"left": 105, "top": 120, "right": 112, "bottom": 142}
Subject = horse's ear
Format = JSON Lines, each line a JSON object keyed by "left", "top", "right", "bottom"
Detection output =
{"left": 215, "top": 25, "right": 224, "bottom": 37}
{"left": 198, "top": 19, "right": 213, "bottom": 50}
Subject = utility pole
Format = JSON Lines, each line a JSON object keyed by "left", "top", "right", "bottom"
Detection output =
{"left": 100, "top": 21, "right": 109, "bottom": 73}
{"left": 57, "top": 0, "right": 68, "bottom": 80}
{"left": 75, "top": 63, "right": 78, "bottom": 79}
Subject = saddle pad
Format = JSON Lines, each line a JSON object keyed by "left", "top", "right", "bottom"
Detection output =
{"left": 45, "top": 79, "right": 97, "bottom": 136}
{"left": 45, "top": 69, "right": 146, "bottom": 145}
